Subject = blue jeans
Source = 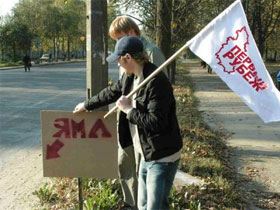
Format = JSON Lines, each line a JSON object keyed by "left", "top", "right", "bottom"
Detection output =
{"left": 138, "top": 159, "right": 179, "bottom": 210}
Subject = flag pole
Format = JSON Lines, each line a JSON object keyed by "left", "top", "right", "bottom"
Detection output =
{"left": 104, "top": 41, "right": 191, "bottom": 119}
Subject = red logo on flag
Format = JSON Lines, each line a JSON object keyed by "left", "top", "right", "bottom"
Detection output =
{"left": 215, "top": 26, "right": 268, "bottom": 92}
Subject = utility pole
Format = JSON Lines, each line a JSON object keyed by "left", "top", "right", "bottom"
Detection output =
{"left": 86, "top": 0, "right": 108, "bottom": 107}
{"left": 77, "top": 1, "right": 108, "bottom": 209}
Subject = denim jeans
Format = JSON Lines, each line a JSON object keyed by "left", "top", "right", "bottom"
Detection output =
{"left": 138, "top": 159, "right": 179, "bottom": 210}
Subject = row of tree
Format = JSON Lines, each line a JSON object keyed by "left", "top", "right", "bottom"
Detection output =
{"left": 113, "top": 0, "right": 279, "bottom": 58}
{"left": 0, "top": 0, "right": 86, "bottom": 62}
{"left": 1, "top": 0, "right": 279, "bottom": 66}
{"left": 110, "top": 0, "right": 279, "bottom": 82}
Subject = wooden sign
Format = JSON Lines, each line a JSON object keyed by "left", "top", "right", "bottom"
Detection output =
{"left": 40, "top": 111, "right": 117, "bottom": 179}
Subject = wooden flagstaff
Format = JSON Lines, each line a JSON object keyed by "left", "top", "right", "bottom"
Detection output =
{"left": 104, "top": 41, "right": 191, "bottom": 119}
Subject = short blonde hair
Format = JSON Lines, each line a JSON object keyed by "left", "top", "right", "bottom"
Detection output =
{"left": 109, "top": 16, "right": 141, "bottom": 40}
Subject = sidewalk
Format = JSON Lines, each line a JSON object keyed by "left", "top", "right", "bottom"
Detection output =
{"left": 0, "top": 59, "right": 85, "bottom": 71}
{"left": 185, "top": 60, "right": 280, "bottom": 205}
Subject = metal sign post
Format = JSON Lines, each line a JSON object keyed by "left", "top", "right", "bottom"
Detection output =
{"left": 78, "top": 178, "right": 83, "bottom": 210}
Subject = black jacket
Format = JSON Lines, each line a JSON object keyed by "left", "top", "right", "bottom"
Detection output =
{"left": 23, "top": 55, "right": 31, "bottom": 64}
{"left": 85, "top": 62, "right": 182, "bottom": 161}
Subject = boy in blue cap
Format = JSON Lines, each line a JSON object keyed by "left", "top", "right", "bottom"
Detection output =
{"left": 74, "top": 36, "right": 182, "bottom": 210}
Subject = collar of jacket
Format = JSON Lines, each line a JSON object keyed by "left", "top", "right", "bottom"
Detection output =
{"left": 122, "top": 62, "right": 158, "bottom": 95}
{"left": 142, "top": 62, "right": 158, "bottom": 79}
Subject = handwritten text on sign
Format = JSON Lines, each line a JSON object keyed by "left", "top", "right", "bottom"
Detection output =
{"left": 41, "top": 111, "right": 117, "bottom": 179}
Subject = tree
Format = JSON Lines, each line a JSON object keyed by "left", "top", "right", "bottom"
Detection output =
{"left": 7, "top": 0, "right": 86, "bottom": 61}
{"left": 110, "top": 0, "right": 157, "bottom": 40}
{"left": 58, "top": 0, "right": 86, "bottom": 60}
{"left": 41, "top": 5, "right": 63, "bottom": 60}
{"left": 156, "top": 0, "right": 172, "bottom": 81}
{"left": 13, "top": 0, "right": 42, "bottom": 36}
{"left": 243, "top": 0, "right": 280, "bottom": 57}
{"left": 265, "top": 23, "right": 280, "bottom": 61}
{"left": 107, "top": 1, "right": 119, "bottom": 50}
{"left": 110, "top": 0, "right": 212, "bottom": 82}
{"left": 0, "top": 16, "right": 32, "bottom": 61}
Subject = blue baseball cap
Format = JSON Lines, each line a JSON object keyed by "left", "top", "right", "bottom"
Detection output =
{"left": 106, "top": 36, "right": 144, "bottom": 63}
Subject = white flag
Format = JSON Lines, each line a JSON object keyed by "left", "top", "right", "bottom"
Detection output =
{"left": 188, "top": 0, "right": 280, "bottom": 123}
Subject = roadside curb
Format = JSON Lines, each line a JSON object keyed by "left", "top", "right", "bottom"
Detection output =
{"left": 0, "top": 60, "right": 86, "bottom": 71}
{"left": 174, "top": 170, "right": 204, "bottom": 189}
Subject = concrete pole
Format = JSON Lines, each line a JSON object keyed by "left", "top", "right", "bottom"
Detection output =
{"left": 77, "top": 1, "right": 108, "bottom": 209}
{"left": 86, "top": 0, "right": 108, "bottom": 110}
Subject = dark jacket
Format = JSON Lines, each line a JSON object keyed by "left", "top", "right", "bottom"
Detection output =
{"left": 85, "top": 62, "right": 182, "bottom": 161}
{"left": 23, "top": 55, "right": 31, "bottom": 65}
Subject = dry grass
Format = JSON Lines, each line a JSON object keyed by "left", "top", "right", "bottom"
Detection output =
{"left": 34, "top": 61, "right": 256, "bottom": 210}
{"left": 171, "top": 62, "right": 246, "bottom": 209}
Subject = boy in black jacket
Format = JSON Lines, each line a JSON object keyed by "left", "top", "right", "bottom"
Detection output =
{"left": 74, "top": 36, "right": 182, "bottom": 210}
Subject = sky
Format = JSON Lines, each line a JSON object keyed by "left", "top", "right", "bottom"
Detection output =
{"left": 0, "top": 0, "right": 19, "bottom": 17}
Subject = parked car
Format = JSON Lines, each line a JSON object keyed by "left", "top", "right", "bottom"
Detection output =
{"left": 40, "top": 54, "right": 50, "bottom": 62}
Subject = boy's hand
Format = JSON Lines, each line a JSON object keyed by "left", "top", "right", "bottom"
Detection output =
{"left": 117, "top": 96, "right": 132, "bottom": 114}
{"left": 73, "top": 102, "right": 86, "bottom": 114}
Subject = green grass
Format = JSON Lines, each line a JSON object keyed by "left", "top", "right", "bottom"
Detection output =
{"left": 0, "top": 61, "right": 23, "bottom": 67}
{"left": 32, "top": 183, "right": 58, "bottom": 206}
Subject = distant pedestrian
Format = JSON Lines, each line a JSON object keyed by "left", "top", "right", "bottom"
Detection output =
{"left": 200, "top": 60, "right": 207, "bottom": 69}
{"left": 23, "top": 54, "right": 31, "bottom": 72}
{"left": 207, "top": 65, "right": 213, "bottom": 74}
{"left": 277, "top": 70, "right": 280, "bottom": 91}
{"left": 201, "top": 60, "right": 212, "bottom": 74}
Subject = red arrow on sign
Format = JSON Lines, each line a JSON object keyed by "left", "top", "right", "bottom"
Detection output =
{"left": 46, "top": 139, "right": 64, "bottom": 160}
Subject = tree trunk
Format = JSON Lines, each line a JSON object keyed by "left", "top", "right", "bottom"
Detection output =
{"left": 255, "top": 0, "right": 265, "bottom": 57}
{"left": 169, "top": 61, "right": 176, "bottom": 84}
{"left": 156, "top": 0, "right": 172, "bottom": 81}
{"left": 0, "top": 49, "right": 2, "bottom": 61}
{"left": 251, "top": 0, "right": 257, "bottom": 38}
{"left": 243, "top": 0, "right": 249, "bottom": 14}
{"left": 169, "top": 0, "right": 177, "bottom": 84}
{"left": 265, "top": 45, "right": 268, "bottom": 61}
{"left": 13, "top": 44, "right": 16, "bottom": 62}
{"left": 62, "top": 37, "right": 65, "bottom": 60}
{"left": 55, "top": 37, "right": 58, "bottom": 62}
{"left": 273, "top": 51, "right": 277, "bottom": 62}
{"left": 258, "top": 36, "right": 265, "bottom": 57}
{"left": 53, "top": 38, "right": 56, "bottom": 62}
{"left": 67, "top": 38, "right": 71, "bottom": 61}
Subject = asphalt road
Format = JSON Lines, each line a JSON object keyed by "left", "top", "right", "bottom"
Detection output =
{"left": 0, "top": 62, "right": 119, "bottom": 162}
{"left": 0, "top": 62, "right": 202, "bottom": 209}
